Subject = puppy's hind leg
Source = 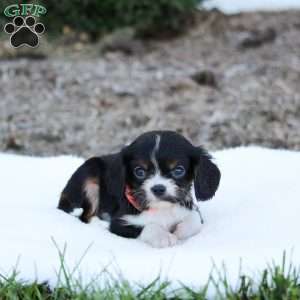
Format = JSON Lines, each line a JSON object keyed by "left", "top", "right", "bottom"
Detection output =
{"left": 79, "top": 178, "right": 99, "bottom": 223}
{"left": 58, "top": 192, "right": 75, "bottom": 213}
{"left": 58, "top": 157, "right": 101, "bottom": 223}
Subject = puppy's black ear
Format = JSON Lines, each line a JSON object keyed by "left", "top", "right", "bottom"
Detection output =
{"left": 192, "top": 147, "right": 221, "bottom": 201}
{"left": 58, "top": 157, "right": 102, "bottom": 223}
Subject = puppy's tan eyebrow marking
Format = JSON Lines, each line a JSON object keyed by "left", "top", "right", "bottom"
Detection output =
{"left": 134, "top": 160, "right": 149, "bottom": 170}
{"left": 150, "top": 134, "right": 161, "bottom": 171}
{"left": 167, "top": 160, "right": 179, "bottom": 169}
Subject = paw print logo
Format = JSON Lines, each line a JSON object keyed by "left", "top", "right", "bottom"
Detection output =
{"left": 4, "top": 16, "right": 45, "bottom": 48}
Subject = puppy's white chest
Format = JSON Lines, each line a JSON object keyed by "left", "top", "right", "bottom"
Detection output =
{"left": 123, "top": 204, "right": 191, "bottom": 230}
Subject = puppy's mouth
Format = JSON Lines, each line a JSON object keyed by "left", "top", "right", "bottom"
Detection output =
{"left": 127, "top": 187, "right": 148, "bottom": 211}
{"left": 147, "top": 196, "right": 179, "bottom": 210}
{"left": 145, "top": 190, "right": 180, "bottom": 207}
{"left": 153, "top": 188, "right": 193, "bottom": 209}
{"left": 155, "top": 195, "right": 177, "bottom": 204}
{"left": 126, "top": 186, "right": 193, "bottom": 211}
{"left": 127, "top": 187, "right": 176, "bottom": 211}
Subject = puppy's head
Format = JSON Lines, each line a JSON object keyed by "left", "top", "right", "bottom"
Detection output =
{"left": 121, "top": 131, "right": 221, "bottom": 210}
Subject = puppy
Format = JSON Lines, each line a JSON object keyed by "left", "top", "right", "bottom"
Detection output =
{"left": 58, "top": 131, "right": 221, "bottom": 248}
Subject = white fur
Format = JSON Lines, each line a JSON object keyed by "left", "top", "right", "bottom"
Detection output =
{"left": 139, "top": 223, "right": 177, "bottom": 248}
{"left": 122, "top": 204, "right": 203, "bottom": 247}
{"left": 122, "top": 203, "right": 190, "bottom": 230}
{"left": 173, "top": 210, "right": 203, "bottom": 240}
{"left": 70, "top": 208, "right": 83, "bottom": 217}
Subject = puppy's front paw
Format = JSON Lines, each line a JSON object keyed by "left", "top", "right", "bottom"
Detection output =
{"left": 139, "top": 223, "right": 177, "bottom": 248}
{"left": 151, "top": 232, "right": 177, "bottom": 248}
{"left": 174, "top": 222, "right": 193, "bottom": 240}
{"left": 174, "top": 211, "right": 203, "bottom": 240}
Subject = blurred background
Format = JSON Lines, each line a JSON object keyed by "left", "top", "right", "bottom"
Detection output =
{"left": 0, "top": 0, "right": 299, "bottom": 157}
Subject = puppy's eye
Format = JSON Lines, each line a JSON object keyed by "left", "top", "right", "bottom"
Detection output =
{"left": 171, "top": 165, "right": 186, "bottom": 179}
{"left": 133, "top": 166, "right": 146, "bottom": 180}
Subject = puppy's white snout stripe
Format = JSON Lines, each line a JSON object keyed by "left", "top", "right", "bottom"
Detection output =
{"left": 150, "top": 134, "right": 161, "bottom": 171}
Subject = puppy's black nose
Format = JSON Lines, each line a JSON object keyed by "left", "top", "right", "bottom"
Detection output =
{"left": 151, "top": 184, "right": 166, "bottom": 196}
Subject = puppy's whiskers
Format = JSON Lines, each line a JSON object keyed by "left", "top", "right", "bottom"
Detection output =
{"left": 175, "top": 186, "right": 193, "bottom": 209}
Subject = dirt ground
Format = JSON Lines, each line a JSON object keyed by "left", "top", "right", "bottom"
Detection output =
{"left": 0, "top": 10, "right": 299, "bottom": 158}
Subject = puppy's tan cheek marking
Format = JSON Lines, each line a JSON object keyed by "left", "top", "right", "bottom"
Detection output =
{"left": 84, "top": 178, "right": 99, "bottom": 217}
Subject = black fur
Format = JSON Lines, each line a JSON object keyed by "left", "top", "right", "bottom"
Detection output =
{"left": 58, "top": 131, "right": 221, "bottom": 239}
{"left": 192, "top": 148, "right": 221, "bottom": 201}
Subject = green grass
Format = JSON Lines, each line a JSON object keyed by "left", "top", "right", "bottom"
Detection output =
{"left": 1, "top": 252, "right": 300, "bottom": 299}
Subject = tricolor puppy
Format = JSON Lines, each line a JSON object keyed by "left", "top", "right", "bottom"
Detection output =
{"left": 58, "top": 131, "right": 221, "bottom": 248}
